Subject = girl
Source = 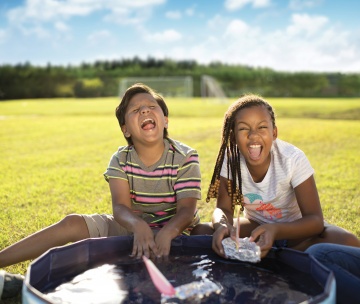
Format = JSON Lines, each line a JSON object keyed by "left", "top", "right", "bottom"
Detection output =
{"left": 192, "top": 94, "right": 360, "bottom": 258}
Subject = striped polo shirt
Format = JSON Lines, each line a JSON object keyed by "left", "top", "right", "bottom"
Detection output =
{"left": 104, "top": 138, "right": 201, "bottom": 234}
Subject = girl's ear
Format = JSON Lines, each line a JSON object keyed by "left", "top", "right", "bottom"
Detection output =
{"left": 164, "top": 116, "right": 169, "bottom": 129}
{"left": 230, "top": 129, "right": 236, "bottom": 144}
{"left": 273, "top": 126, "right": 278, "bottom": 140}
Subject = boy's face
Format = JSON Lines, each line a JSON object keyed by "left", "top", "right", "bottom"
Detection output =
{"left": 233, "top": 105, "right": 277, "bottom": 168}
{"left": 121, "top": 93, "right": 168, "bottom": 145}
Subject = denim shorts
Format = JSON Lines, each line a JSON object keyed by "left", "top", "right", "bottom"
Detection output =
{"left": 273, "top": 239, "right": 288, "bottom": 248}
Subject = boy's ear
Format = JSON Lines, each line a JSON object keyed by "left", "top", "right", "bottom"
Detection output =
{"left": 121, "top": 126, "right": 130, "bottom": 138}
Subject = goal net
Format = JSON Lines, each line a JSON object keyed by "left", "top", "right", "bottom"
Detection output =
{"left": 201, "top": 75, "right": 227, "bottom": 103}
{"left": 119, "top": 76, "right": 193, "bottom": 98}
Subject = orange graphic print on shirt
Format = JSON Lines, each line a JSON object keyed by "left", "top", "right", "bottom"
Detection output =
{"left": 244, "top": 193, "right": 283, "bottom": 220}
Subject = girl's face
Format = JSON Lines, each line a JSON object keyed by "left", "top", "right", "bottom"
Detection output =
{"left": 121, "top": 93, "right": 168, "bottom": 145}
{"left": 233, "top": 105, "right": 277, "bottom": 169}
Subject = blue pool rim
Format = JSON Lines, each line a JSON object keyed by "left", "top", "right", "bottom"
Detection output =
{"left": 22, "top": 235, "right": 336, "bottom": 304}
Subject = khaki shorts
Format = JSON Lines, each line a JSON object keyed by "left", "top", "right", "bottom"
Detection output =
{"left": 82, "top": 214, "right": 132, "bottom": 238}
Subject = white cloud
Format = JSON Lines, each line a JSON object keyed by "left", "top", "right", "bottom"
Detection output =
{"left": 144, "top": 29, "right": 182, "bottom": 43}
{"left": 208, "top": 15, "right": 229, "bottom": 29}
{"left": 289, "top": 0, "right": 323, "bottom": 10}
{"left": 20, "top": 25, "right": 51, "bottom": 38}
{"left": 185, "top": 8, "right": 195, "bottom": 16}
{"left": 224, "top": 19, "right": 250, "bottom": 37}
{"left": 167, "top": 13, "right": 360, "bottom": 72}
{"left": 0, "top": 29, "right": 7, "bottom": 44}
{"left": 166, "top": 11, "right": 182, "bottom": 19}
{"left": 225, "top": 0, "right": 271, "bottom": 11}
{"left": 287, "top": 14, "right": 328, "bottom": 37}
{"left": 54, "top": 21, "right": 70, "bottom": 32}
{"left": 7, "top": 0, "right": 165, "bottom": 24}
{"left": 87, "top": 30, "right": 113, "bottom": 45}
{"left": 103, "top": 7, "right": 152, "bottom": 25}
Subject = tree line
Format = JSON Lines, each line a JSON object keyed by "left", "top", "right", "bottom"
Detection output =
{"left": 1, "top": 57, "right": 360, "bottom": 100}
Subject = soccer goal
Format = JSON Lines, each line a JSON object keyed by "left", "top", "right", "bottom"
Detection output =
{"left": 119, "top": 76, "right": 193, "bottom": 98}
{"left": 201, "top": 75, "right": 227, "bottom": 103}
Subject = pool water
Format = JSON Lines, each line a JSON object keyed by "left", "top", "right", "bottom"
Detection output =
{"left": 42, "top": 246, "right": 323, "bottom": 304}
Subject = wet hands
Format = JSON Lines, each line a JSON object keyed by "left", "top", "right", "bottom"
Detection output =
{"left": 131, "top": 225, "right": 172, "bottom": 259}
{"left": 212, "top": 223, "right": 235, "bottom": 258}
{"left": 154, "top": 229, "right": 172, "bottom": 257}
{"left": 131, "top": 223, "right": 159, "bottom": 259}
{"left": 249, "top": 224, "right": 277, "bottom": 258}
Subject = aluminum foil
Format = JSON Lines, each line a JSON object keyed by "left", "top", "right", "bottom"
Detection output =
{"left": 222, "top": 237, "right": 261, "bottom": 263}
{"left": 161, "top": 279, "right": 222, "bottom": 303}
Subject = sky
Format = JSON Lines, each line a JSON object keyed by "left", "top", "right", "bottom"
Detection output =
{"left": 0, "top": 0, "right": 360, "bottom": 73}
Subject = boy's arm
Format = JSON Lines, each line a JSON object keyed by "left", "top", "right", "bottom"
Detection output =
{"left": 109, "top": 178, "right": 158, "bottom": 258}
{"left": 155, "top": 197, "right": 197, "bottom": 256}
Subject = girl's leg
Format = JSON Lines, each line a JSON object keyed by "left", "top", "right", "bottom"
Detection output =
{"left": 190, "top": 222, "right": 214, "bottom": 235}
{"left": 290, "top": 224, "right": 360, "bottom": 251}
{"left": 237, "top": 217, "right": 259, "bottom": 238}
{"left": 191, "top": 217, "right": 259, "bottom": 236}
{"left": 318, "top": 224, "right": 360, "bottom": 247}
{"left": 306, "top": 243, "right": 360, "bottom": 304}
{"left": 0, "top": 214, "right": 90, "bottom": 268}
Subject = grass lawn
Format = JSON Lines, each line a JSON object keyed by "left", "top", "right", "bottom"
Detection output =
{"left": 0, "top": 96, "right": 360, "bottom": 303}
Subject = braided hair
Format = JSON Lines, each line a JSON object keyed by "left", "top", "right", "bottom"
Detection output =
{"left": 206, "top": 94, "right": 276, "bottom": 210}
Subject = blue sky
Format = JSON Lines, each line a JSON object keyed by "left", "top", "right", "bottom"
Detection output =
{"left": 0, "top": 0, "right": 359, "bottom": 72}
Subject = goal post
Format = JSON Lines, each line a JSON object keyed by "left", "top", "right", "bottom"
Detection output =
{"left": 119, "top": 76, "right": 193, "bottom": 98}
{"left": 201, "top": 75, "right": 227, "bottom": 103}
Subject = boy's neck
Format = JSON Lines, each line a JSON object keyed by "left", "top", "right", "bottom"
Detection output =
{"left": 134, "top": 140, "right": 165, "bottom": 167}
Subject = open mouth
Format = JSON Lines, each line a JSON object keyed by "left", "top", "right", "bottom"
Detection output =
{"left": 141, "top": 118, "right": 156, "bottom": 130}
{"left": 249, "top": 144, "right": 262, "bottom": 160}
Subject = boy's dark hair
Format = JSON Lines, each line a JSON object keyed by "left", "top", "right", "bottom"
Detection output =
{"left": 206, "top": 94, "right": 276, "bottom": 210}
{"left": 115, "top": 83, "right": 169, "bottom": 145}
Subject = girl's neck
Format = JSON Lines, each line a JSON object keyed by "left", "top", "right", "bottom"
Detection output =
{"left": 135, "top": 140, "right": 165, "bottom": 167}
{"left": 247, "top": 155, "right": 271, "bottom": 183}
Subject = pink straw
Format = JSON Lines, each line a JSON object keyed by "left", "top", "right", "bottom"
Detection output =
{"left": 142, "top": 256, "right": 176, "bottom": 296}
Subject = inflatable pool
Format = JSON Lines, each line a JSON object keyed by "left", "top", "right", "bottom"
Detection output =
{"left": 23, "top": 235, "right": 336, "bottom": 303}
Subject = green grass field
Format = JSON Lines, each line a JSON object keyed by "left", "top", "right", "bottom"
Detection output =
{"left": 1, "top": 97, "right": 360, "bottom": 289}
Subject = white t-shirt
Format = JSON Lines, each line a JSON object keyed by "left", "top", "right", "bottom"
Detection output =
{"left": 220, "top": 138, "right": 314, "bottom": 224}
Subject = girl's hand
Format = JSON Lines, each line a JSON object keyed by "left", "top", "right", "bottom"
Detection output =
{"left": 212, "top": 223, "right": 233, "bottom": 257}
{"left": 131, "top": 222, "right": 158, "bottom": 258}
{"left": 249, "top": 224, "right": 277, "bottom": 258}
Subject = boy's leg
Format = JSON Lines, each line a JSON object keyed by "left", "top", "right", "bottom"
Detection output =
{"left": 0, "top": 214, "right": 89, "bottom": 268}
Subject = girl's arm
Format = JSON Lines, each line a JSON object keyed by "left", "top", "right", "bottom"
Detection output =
{"left": 109, "top": 178, "right": 158, "bottom": 258}
{"left": 250, "top": 175, "right": 324, "bottom": 257}
{"left": 155, "top": 197, "right": 197, "bottom": 256}
{"left": 211, "top": 176, "right": 236, "bottom": 257}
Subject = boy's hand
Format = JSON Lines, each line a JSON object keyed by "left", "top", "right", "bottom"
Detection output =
{"left": 154, "top": 229, "right": 172, "bottom": 257}
{"left": 131, "top": 222, "right": 159, "bottom": 258}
